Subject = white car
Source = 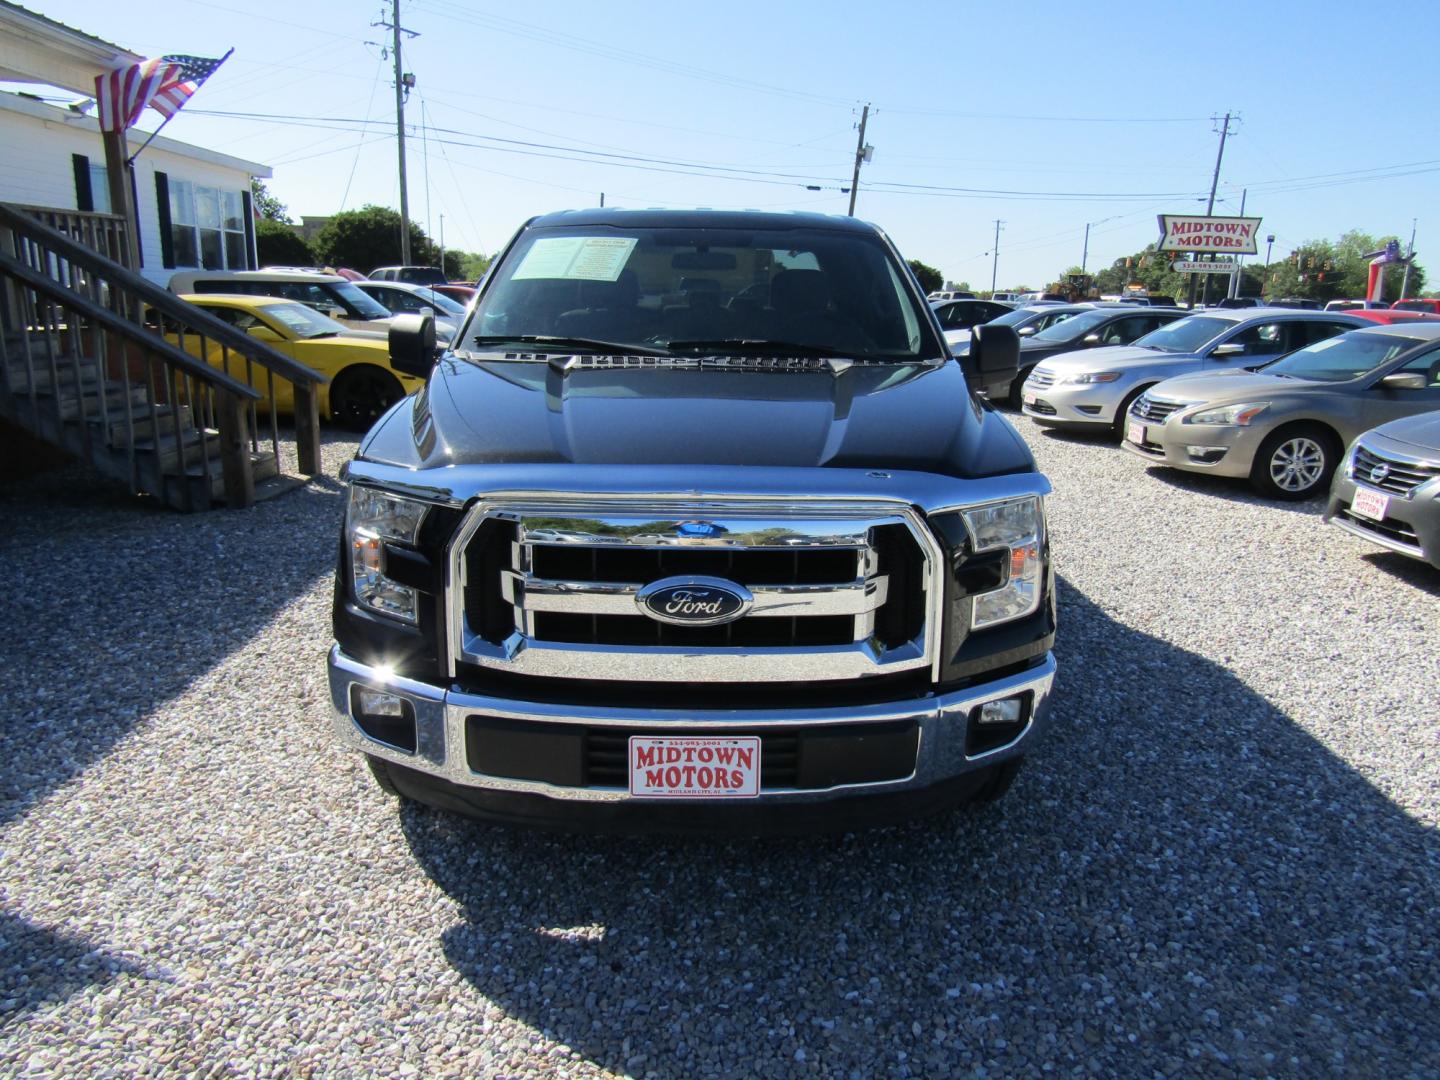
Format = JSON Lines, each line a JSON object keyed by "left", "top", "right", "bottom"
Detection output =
{"left": 354, "top": 280, "right": 465, "bottom": 343}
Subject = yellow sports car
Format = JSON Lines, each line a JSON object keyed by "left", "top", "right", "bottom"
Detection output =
{"left": 170, "top": 294, "right": 427, "bottom": 430}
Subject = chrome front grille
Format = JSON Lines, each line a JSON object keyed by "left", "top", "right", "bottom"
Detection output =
{"left": 1131, "top": 393, "right": 1187, "bottom": 424}
{"left": 448, "top": 499, "right": 938, "bottom": 683}
{"left": 1352, "top": 443, "right": 1440, "bottom": 496}
{"left": 1026, "top": 368, "right": 1057, "bottom": 390}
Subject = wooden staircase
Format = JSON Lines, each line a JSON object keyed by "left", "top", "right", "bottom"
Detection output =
{"left": 0, "top": 203, "right": 327, "bottom": 510}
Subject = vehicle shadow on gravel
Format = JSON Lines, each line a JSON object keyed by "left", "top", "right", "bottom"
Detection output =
{"left": 0, "top": 458, "right": 347, "bottom": 833}
{"left": 402, "top": 578, "right": 1440, "bottom": 1076}
{"left": 1360, "top": 550, "right": 1440, "bottom": 595}
{"left": 0, "top": 912, "right": 141, "bottom": 1028}
{"left": 1139, "top": 464, "right": 1328, "bottom": 517}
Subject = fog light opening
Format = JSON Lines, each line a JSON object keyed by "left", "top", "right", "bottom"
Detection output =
{"left": 350, "top": 685, "right": 418, "bottom": 754}
{"left": 967, "top": 692, "right": 1032, "bottom": 756}
{"left": 1185, "top": 445, "right": 1228, "bottom": 464}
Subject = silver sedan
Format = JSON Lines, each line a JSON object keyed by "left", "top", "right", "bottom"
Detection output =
{"left": 1021, "top": 309, "right": 1367, "bottom": 437}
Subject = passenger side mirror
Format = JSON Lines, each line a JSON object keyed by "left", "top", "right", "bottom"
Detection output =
{"left": 1082, "top": 333, "right": 1101, "bottom": 345}
{"left": 1017, "top": 325, "right": 1037, "bottom": 336}
{"left": 967, "top": 323, "right": 1019, "bottom": 397}
{"left": 1378, "top": 372, "right": 1426, "bottom": 391}
{"left": 388, "top": 313, "right": 438, "bottom": 378}
{"left": 1211, "top": 342, "right": 1246, "bottom": 358}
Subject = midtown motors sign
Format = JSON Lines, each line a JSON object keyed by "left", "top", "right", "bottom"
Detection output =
{"left": 1157, "top": 215, "right": 1263, "bottom": 254}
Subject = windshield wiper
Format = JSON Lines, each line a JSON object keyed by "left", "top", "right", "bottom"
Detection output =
{"left": 469, "top": 334, "right": 667, "bottom": 356}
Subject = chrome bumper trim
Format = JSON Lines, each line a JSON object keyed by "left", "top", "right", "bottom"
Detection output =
{"left": 329, "top": 645, "right": 1056, "bottom": 804}
{"left": 503, "top": 570, "right": 890, "bottom": 619}
{"left": 1330, "top": 513, "right": 1427, "bottom": 561}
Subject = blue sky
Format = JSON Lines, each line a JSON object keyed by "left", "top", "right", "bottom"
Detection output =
{"left": 17, "top": 0, "right": 1440, "bottom": 287}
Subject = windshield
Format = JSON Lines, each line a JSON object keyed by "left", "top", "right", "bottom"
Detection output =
{"left": 1131, "top": 315, "right": 1233, "bottom": 354}
{"left": 989, "top": 306, "right": 1052, "bottom": 328}
{"left": 1263, "top": 331, "right": 1421, "bottom": 382}
{"left": 1031, "top": 308, "right": 1111, "bottom": 342}
{"left": 469, "top": 224, "right": 937, "bottom": 361}
{"left": 259, "top": 302, "right": 345, "bottom": 338}
{"left": 417, "top": 288, "right": 467, "bottom": 316}
{"left": 332, "top": 282, "right": 392, "bottom": 319}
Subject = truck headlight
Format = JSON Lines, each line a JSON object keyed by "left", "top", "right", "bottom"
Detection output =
{"left": 1182, "top": 402, "right": 1269, "bottom": 426}
{"left": 961, "top": 496, "right": 1045, "bottom": 630}
{"left": 347, "top": 485, "right": 429, "bottom": 623}
{"left": 1057, "top": 371, "right": 1121, "bottom": 384}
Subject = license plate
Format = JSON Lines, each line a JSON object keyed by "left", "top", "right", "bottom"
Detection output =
{"left": 628, "top": 736, "right": 761, "bottom": 798}
{"left": 1022, "top": 391, "right": 1037, "bottom": 407}
{"left": 1351, "top": 486, "right": 1389, "bottom": 521}
{"left": 1126, "top": 420, "right": 1146, "bottom": 445}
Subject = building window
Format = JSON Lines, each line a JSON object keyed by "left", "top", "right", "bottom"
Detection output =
{"left": 168, "top": 180, "right": 247, "bottom": 270}
{"left": 88, "top": 164, "right": 112, "bottom": 213}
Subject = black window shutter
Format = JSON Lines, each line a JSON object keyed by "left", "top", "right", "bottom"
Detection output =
{"left": 242, "top": 188, "right": 257, "bottom": 269}
{"left": 73, "top": 154, "right": 94, "bottom": 212}
{"left": 155, "top": 171, "right": 174, "bottom": 269}
{"left": 128, "top": 164, "right": 143, "bottom": 264}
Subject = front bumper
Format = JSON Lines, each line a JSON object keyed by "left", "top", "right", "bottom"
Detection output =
{"left": 1121, "top": 418, "right": 1266, "bottom": 479}
{"left": 1020, "top": 380, "right": 1130, "bottom": 427}
{"left": 328, "top": 644, "right": 1056, "bottom": 828}
{"left": 1324, "top": 473, "right": 1440, "bottom": 568}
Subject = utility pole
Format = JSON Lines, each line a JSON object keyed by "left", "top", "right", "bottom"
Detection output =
{"left": 1227, "top": 188, "right": 1247, "bottom": 300}
{"left": 376, "top": 0, "right": 418, "bottom": 265}
{"left": 1400, "top": 218, "right": 1418, "bottom": 300}
{"left": 1189, "top": 111, "right": 1235, "bottom": 309}
{"left": 847, "top": 104, "right": 870, "bottom": 217}
{"left": 990, "top": 219, "right": 1003, "bottom": 294}
{"left": 1081, "top": 222, "right": 1091, "bottom": 275}
{"left": 599, "top": 192, "right": 605, "bottom": 208}
{"left": 439, "top": 212, "right": 445, "bottom": 277}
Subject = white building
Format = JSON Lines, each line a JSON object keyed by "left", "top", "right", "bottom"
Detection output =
{"left": 0, "top": 2, "right": 270, "bottom": 285}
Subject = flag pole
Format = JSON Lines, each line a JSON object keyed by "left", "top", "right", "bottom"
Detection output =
{"left": 126, "top": 47, "right": 233, "bottom": 165}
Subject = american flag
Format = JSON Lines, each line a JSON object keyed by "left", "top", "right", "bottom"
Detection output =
{"left": 95, "top": 52, "right": 228, "bottom": 133}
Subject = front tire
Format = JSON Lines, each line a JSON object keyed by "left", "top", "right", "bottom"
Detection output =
{"left": 1249, "top": 424, "right": 1339, "bottom": 500}
{"left": 967, "top": 756, "right": 1024, "bottom": 804}
{"left": 330, "top": 365, "right": 405, "bottom": 432}
{"left": 1111, "top": 386, "right": 1149, "bottom": 440}
{"left": 366, "top": 755, "right": 405, "bottom": 798}
{"left": 1008, "top": 365, "right": 1035, "bottom": 410}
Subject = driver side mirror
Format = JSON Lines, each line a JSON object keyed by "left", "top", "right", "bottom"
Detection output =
{"left": 966, "top": 323, "right": 1019, "bottom": 397}
{"left": 1082, "top": 333, "right": 1101, "bottom": 346}
{"left": 1378, "top": 372, "right": 1426, "bottom": 391}
{"left": 247, "top": 325, "right": 285, "bottom": 344}
{"left": 1017, "top": 325, "right": 1037, "bottom": 337}
{"left": 388, "top": 313, "right": 438, "bottom": 378}
{"left": 1211, "top": 342, "right": 1246, "bottom": 358}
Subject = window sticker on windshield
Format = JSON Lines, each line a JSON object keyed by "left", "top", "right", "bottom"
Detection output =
{"left": 512, "top": 236, "right": 638, "bottom": 281}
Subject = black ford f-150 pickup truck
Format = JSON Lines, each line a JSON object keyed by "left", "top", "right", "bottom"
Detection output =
{"left": 328, "top": 209, "right": 1055, "bottom": 831}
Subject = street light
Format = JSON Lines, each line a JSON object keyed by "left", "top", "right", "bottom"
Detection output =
{"left": 1263, "top": 234, "right": 1275, "bottom": 298}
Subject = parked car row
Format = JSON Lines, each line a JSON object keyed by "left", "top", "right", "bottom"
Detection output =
{"left": 995, "top": 308, "right": 1440, "bottom": 570}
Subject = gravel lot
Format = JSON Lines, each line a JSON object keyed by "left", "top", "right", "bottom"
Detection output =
{"left": 2, "top": 416, "right": 1438, "bottom": 1077}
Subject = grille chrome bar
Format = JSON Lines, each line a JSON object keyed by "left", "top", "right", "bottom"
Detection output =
{"left": 1352, "top": 442, "right": 1440, "bottom": 496}
{"left": 503, "top": 571, "right": 890, "bottom": 618}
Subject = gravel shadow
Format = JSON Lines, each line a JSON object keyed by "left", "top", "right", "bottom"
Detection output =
{"left": 1139, "top": 464, "right": 1328, "bottom": 518}
{"left": 1358, "top": 551, "right": 1440, "bottom": 596}
{"left": 0, "top": 913, "right": 141, "bottom": 1028}
{"left": 0, "top": 460, "right": 347, "bottom": 831}
{"left": 401, "top": 578, "right": 1440, "bottom": 1076}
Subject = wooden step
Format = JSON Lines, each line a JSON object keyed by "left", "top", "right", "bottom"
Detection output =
{"left": 132, "top": 425, "right": 222, "bottom": 474}
{"left": 100, "top": 403, "right": 192, "bottom": 448}
{"left": 160, "top": 449, "right": 282, "bottom": 509}
{"left": 2, "top": 354, "right": 103, "bottom": 394}
{"left": 53, "top": 382, "right": 150, "bottom": 421}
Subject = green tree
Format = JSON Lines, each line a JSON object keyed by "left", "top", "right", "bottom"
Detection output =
{"left": 907, "top": 259, "right": 943, "bottom": 294}
{"left": 250, "top": 178, "right": 290, "bottom": 223}
{"left": 255, "top": 218, "right": 314, "bottom": 267}
{"left": 313, "top": 205, "right": 443, "bottom": 275}
{"left": 456, "top": 251, "right": 491, "bottom": 282}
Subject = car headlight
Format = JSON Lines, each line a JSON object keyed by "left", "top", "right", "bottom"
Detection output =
{"left": 347, "top": 485, "right": 429, "bottom": 623}
{"left": 959, "top": 497, "right": 1045, "bottom": 630}
{"left": 1057, "top": 371, "right": 1122, "bottom": 385}
{"left": 1182, "top": 402, "right": 1270, "bottom": 426}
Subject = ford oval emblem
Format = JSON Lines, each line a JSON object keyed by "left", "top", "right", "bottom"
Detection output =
{"left": 636, "top": 576, "right": 753, "bottom": 627}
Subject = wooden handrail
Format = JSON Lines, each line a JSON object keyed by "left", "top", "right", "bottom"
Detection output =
{"left": 0, "top": 202, "right": 325, "bottom": 388}
{"left": 0, "top": 249, "right": 261, "bottom": 399}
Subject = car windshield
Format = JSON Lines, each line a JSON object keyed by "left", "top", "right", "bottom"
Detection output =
{"left": 333, "top": 282, "right": 392, "bottom": 319}
{"left": 1131, "top": 315, "right": 1233, "bottom": 353}
{"left": 416, "top": 289, "right": 467, "bottom": 316}
{"left": 1030, "top": 308, "right": 1111, "bottom": 342}
{"left": 989, "top": 307, "right": 1051, "bottom": 328}
{"left": 1263, "top": 331, "right": 1422, "bottom": 382}
{"left": 469, "top": 224, "right": 937, "bottom": 361}
{"left": 259, "top": 302, "right": 345, "bottom": 338}
{"left": 1393, "top": 300, "right": 1432, "bottom": 312}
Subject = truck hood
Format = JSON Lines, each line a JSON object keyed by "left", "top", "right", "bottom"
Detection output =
{"left": 358, "top": 353, "right": 1035, "bottom": 479}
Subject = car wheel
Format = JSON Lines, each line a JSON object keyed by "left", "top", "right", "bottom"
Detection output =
{"left": 1110, "top": 386, "right": 1149, "bottom": 440}
{"left": 366, "top": 755, "right": 405, "bottom": 798}
{"left": 1008, "top": 366, "right": 1035, "bottom": 410}
{"left": 329, "top": 365, "right": 405, "bottom": 432}
{"left": 967, "top": 756, "right": 1025, "bottom": 804}
{"left": 1250, "top": 424, "right": 1339, "bottom": 500}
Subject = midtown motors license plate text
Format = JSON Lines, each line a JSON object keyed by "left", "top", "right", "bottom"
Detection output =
{"left": 628, "top": 736, "right": 761, "bottom": 798}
